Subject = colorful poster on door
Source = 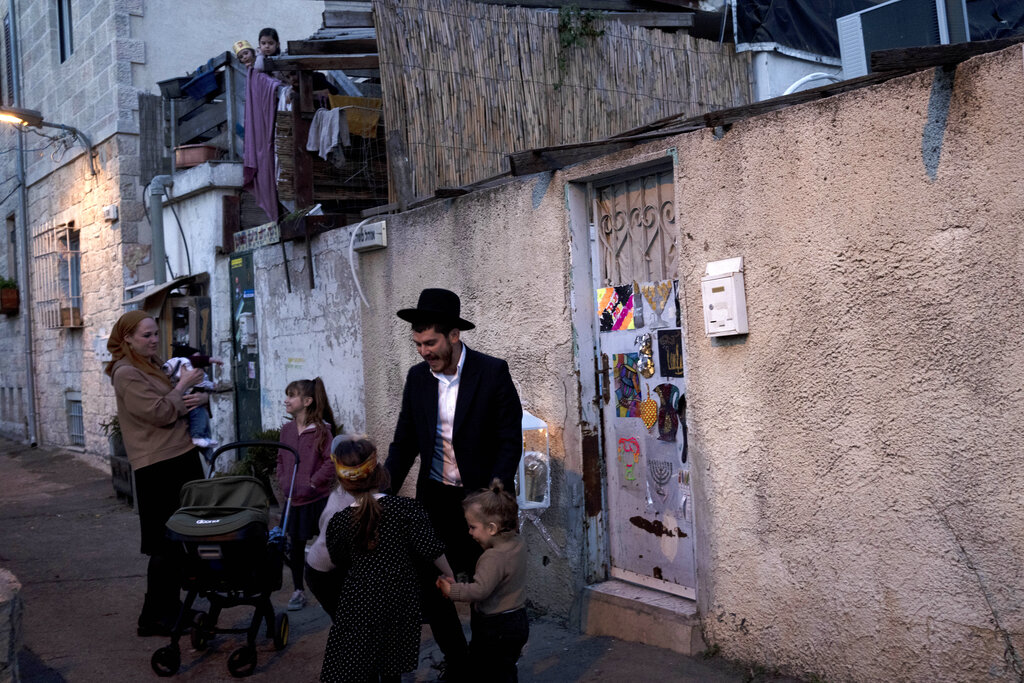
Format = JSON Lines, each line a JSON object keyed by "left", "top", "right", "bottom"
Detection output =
{"left": 612, "top": 421, "right": 645, "bottom": 492}
{"left": 612, "top": 353, "right": 641, "bottom": 417}
{"left": 644, "top": 436, "right": 680, "bottom": 513}
{"left": 597, "top": 285, "right": 635, "bottom": 332}
{"left": 657, "top": 329, "right": 684, "bottom": 378}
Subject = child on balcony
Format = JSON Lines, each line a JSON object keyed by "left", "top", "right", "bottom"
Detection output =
{"left": 233, "top": 40, "right": 256, "bottom": 69}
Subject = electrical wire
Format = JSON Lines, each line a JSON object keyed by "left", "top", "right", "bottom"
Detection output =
{"left": 163, "top": 185, "right": 193, "bottom": 276}
{"left": 347, "top": 218, "right": 372, "bottom": 309}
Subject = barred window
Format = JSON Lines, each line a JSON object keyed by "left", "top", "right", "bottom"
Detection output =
{"left": 33, "top": 220, "right": 82, "bottom": 328}
{"left": 2, "top": 14, "right": 10, "bottom": 105}
{"left": 66, "top": 389, "right": 84, "bottom": 446}
{"left": 57, "top": 0, "right": 73, "bottom": 63}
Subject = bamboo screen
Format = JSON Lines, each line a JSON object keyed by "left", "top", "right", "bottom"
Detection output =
{"left": 373, "top": 0, "right": 752, "bottom": 199}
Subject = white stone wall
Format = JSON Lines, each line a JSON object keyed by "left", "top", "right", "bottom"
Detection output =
{"left": 252, "top": 226, "right": 367, "bottom": 439}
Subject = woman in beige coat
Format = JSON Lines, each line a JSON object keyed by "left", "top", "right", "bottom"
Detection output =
{"left": 106, "top": 310, "right": 208, "bottom": 636}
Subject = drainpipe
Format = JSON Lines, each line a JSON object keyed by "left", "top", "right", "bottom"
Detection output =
{"left": 10, "top": 0, "right": 37, "bottom": 445}
{"left": 148, "top": 175, "right": 173, "bottom": 285}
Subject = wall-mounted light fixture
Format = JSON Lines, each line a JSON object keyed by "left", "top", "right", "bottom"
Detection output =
{"left": 0, "top": 106, "right": 96, "bottom": 175}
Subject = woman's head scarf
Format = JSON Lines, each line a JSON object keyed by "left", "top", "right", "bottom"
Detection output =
{"left": 104, "top": 310, "right": 172, "bottom": 387}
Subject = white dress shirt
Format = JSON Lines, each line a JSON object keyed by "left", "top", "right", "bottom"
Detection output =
{"left": 430, "top": 343, "right": 467, "bottom": 486}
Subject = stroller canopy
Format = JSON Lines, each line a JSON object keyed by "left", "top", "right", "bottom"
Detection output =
{"left": 167, "top": 475, "right": 270, "bottom": 537}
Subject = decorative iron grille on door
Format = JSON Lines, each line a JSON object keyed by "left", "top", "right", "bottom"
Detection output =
{"left": 594, "top": 168, "right": 677, "bottom": 286}
{"left": 33, "top": 220, "right": 82, "bottom": 328}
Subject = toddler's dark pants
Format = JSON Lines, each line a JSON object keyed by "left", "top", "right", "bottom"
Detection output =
{"left": 304, "top": 562, "right": 342, "bottom": 620}
{"left": 469, "top": 607, "right": 529, "bottom": 683}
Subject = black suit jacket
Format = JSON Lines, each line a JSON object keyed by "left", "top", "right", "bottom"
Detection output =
{"left": 385, "top": 345, "right": 523, "bottom": 496}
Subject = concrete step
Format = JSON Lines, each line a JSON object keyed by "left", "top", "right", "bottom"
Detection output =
{"left": 580, "top": 580, "right": 703, "bottom": 655}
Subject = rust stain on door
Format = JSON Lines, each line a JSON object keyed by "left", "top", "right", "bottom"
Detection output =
{"left": 629, "top": 516, "right": 686, "bottom": 538}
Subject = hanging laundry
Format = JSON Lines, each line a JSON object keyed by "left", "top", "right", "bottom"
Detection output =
{"left": 327, "top": 95, "right": 382, "bottom": 137}
{"left": 306, "top": 108, "right": 351, "bottom": 163}
{"left": 243, "top": 70, "right": 282, "bottom": 222}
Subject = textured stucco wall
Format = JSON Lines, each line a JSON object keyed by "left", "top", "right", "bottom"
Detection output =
{"left": 666, "top": 48, "right": 1024, "bottom": 682}
{"left": 349, "top": 44, "right": 1024, "bottom": 680}
{"left": 358, "top": 177, "right": 587, "bottom": 617}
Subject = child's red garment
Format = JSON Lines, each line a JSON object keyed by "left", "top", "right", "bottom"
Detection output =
{"left": 320, "top": 495, "right": 445, "bottom": 682}
{"left": 276, "top": 421, "right": 334, "bottom": 505}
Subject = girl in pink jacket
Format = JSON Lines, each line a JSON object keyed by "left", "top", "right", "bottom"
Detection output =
{"left": 277, "top": 377, "right": 338, "bottom": 610}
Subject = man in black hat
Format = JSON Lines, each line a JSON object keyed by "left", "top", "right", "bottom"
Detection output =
{"left": 385, "top": 288, "right": 523, "bottom": 681}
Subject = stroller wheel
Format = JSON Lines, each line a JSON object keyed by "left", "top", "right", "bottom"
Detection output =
{"left": 151, "top": 644, "right": 181, "bottom": 677}
{"left": 190, "top": 612, "right": 210, "bottom": 651}
{"left": 227, "top": 646, "right": 257, "bottom": 677}
{"left": 273, "top": 612, "right": 289, "bottom": 650}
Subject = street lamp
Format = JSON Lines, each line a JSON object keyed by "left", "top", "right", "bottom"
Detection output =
{"left": 0, "top": 106, "right": 96, "bottom": 175}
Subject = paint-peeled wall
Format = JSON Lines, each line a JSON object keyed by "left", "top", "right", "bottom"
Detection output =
{"left": 357, "top": 178, "right": 587, "bottom": 617}
{"left": 252, "top": 228, "right": 368, "bottom": 440}
{"left": 670, "top": 47, "right": 1024, "bottom": 681}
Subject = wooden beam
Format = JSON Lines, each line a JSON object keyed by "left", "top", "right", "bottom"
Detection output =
{"left": 221, "top": 195, "right": 240, "bottom": 254}
{"left": 292, "top": 71, "right": 315, "bottom": 213}
{"left": 469, "top": 0, "right": 674, "bottom": 9}
{"left": 287, "top": 38, "right": 378, "bottom": 55}
{"left": 870, "top": 35, "right": 1024, "bottom": 72}
{"left": 323, "top": 10, "right": 375, "bottom": 28}
{"left": 264, "top": 54, "right": 380, "bottom": 71}
{"left": 333, "top": 69, "right": 378, "bottom": 79}
{"left": 602, "top": 12, "right": 693, "bottom": 28}
{"left": 509, "top": 141, "right": 636, "bottom": 175}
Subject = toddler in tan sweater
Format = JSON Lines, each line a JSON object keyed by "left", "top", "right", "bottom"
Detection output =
{"left": 438, "top": 479, "right": 528, "bottom": 683}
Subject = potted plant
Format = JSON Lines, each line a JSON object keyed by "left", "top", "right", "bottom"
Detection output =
{"left": 0, "top": 277, "right": 18, "bottom": 316}
{"left": 228, "top": 428, "right": 282, "bottom": 505}
{"left": 101, "top": 415, "right": 134, "bottom": 508}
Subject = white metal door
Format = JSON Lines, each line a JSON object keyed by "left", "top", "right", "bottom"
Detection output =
{"left": 592, "top": 168, "right": 696, "bottom": 598}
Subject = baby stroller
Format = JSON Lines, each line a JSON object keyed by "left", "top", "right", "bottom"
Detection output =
{"left": 151, "top": 440, "right": 301, "bottom": 678}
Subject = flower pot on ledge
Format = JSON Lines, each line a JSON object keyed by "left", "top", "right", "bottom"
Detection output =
{"left": 0, "top": 287, "right": 18, "bottom": 316}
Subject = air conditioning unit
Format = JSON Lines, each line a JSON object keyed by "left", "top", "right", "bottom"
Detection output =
{"left": 837, "top": 0, "right": 970, "bottom": 79}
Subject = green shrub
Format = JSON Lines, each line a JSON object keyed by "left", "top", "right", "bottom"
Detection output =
{"left": 229, "top": 428, "right": 282, "bottom": 480}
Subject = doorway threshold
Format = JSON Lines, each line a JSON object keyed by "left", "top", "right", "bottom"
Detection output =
{"left": 580, "top": 580, "right": 703, "bottom": 655}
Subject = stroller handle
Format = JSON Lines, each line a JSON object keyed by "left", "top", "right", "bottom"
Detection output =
{"left": 209, "top": 440, "right": 300, "bottom": 470}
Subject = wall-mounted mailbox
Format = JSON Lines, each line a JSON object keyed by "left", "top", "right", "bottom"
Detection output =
{"left": 700, "top": 257, "right": 748, "bottom": 337}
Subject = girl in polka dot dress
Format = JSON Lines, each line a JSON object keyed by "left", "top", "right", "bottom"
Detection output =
{"left": 320, "top": 436, "right": 453, "bottom": 683}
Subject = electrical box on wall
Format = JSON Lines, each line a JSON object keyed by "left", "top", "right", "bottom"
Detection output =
{"left": 352, "top": 220, "right": 387, "bottom": 252}
{"left": 701, "top": 257, "right": 748, "bottom": 337}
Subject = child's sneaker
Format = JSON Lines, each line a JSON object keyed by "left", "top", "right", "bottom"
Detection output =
{"left": 287, "top": 590, "right": 307, "bottom": 611}
{"left": 192, "top": 437, "right": 217, "bottom": 448}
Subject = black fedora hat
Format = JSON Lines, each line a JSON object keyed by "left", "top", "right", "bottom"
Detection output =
{"left": 397, "top": 288, "right": 475, "bottom": 330}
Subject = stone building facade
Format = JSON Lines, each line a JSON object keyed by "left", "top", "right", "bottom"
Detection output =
{"left": 0, "top": 1, "right": 322, "bottom": 452}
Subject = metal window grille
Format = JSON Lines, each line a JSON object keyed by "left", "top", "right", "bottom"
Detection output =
{"left": 66, "top": 390, "right": 84, "bottom": 446}
{"left": 595, "top": 167, "right": 677, "bottom": 286}
{"left": 57, "top": 0, "right": 74, "bottom": 63}
{"left": 33, "top": 221, "right": 82, "bottom": 328}
{"left": 2, "top": 15, "right": 10, "bottom": 105}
